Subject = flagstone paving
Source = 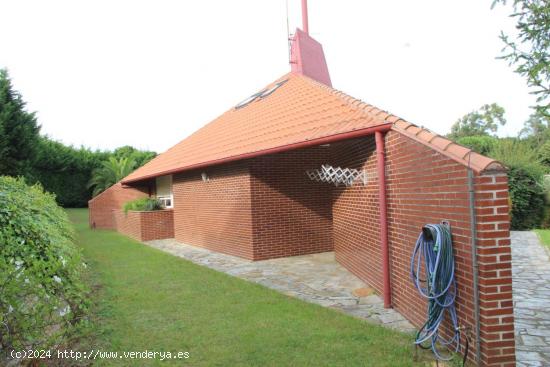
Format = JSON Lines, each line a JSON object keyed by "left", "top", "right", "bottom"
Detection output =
{"left": 511, "top": 231, "right": 550, "bottom": 367}
{"left": 145, "top": 239, "right": 415, "bottom": 333}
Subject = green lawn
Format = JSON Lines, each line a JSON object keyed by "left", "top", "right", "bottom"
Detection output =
{"left": 534, "top": 229, "right": 550, "bottom": 249}
{"left": 67, "top": 208, "right": 426, "bottom": 366}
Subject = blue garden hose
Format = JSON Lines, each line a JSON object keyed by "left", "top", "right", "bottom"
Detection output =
{"left": 410, "top": 224, "right": 462, "bottom": 361}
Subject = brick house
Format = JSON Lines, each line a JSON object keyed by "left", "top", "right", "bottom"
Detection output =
{"left": 88, "top": 4, "right": 515, "bottom": 366}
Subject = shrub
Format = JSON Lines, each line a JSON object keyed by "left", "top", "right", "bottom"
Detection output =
{"left": 490, "top": 138, "right": 546, "bottom": 179}
{"left": 0, "top": 176, "right": 88, "bottom": 360}
{"left": 489, "top": 140, "right": 547, "bottom": 229}
{"left": 456, "top": 135, "right": 498, "bottom": 155}
{"left": 123, "top": 197, "right": 163, "bottom": 214}
{"left": 538, "top": 140, "right": 550, "bottom": 168}
{"left": 507, "top": 167, "right": 546, "bottom": 230}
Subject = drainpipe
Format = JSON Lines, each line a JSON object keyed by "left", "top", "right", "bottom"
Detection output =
{"left": 375, "top": 130, "right": 391, "bottom": 308}
{"left": 467, "top": 168, "right": 482, "bottom": 365}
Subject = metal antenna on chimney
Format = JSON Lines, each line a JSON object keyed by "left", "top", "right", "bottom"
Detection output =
{"left": 301, "top": 0, "right": 309, "bottom": 34}
{"left": 286, "top": 0, "right": 291, "bottom": 64}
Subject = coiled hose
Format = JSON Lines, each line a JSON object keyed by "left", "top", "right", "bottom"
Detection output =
{"left": 410, "top": 224, "right": 462, "bottom": 361}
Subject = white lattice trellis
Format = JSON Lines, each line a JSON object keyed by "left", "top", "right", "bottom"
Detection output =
{"left": 306, "top": 164, "right": 367, "bottom": 187}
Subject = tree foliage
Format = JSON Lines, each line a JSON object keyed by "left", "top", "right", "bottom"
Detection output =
{"left": 493, "top": 0, "right": 550, "bottom": 116}
{"left": 113, "top": 145, "right": 156, "bottom": 168}
{"left": 0, "top": 69, "right": 40, "bottom": 177}
{"left": 0, "top": 177, "right": 88, "bottom": 359}
{"left": 519, "top": 110, "right": 550, "bottom": 148}
{"left": 87, "top": 157, "right": 137, "bottom": 197}
{"left": 456, "top": 135, "right": 499, "bottom": 156}
{"left": 448, "top": 103, "right": 507, "bottom": 139}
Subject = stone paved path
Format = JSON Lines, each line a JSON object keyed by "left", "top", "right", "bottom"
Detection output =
{"left": 146, "top": 239, "right": 415, "bottom": 333}
{"left": 511, "top": 231, "right": 550, "bottom": 366}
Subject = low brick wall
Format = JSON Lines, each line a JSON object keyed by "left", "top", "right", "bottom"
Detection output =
{"left": 113, "top": 209, "right": 174, "bottom": 242}
{"left": 88, "top": 182, "right": 150, "bottom": 229}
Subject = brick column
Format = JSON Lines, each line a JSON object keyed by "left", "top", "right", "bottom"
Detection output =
{"left": 475, "top": 171, "right": 515, "bottom": 366}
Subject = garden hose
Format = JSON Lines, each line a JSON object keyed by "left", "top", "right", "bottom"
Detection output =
{"left": 410, "top": 224, "right": 464, "bottom": 362}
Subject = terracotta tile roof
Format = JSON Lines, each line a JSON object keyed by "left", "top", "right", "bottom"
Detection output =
{"left": 122, "top": 73, "right": 503, "bottom": 184}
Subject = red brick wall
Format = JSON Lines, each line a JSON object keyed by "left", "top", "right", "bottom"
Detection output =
{"left": 250, "top": 147, "right": 333, "bottom": 260}
{"left": 171, "top": 148, "right": 333, "bottom": 261}
{"left": 331, "top": 137, "right": 382, "bottom": 289}
{"left": 113, "top": 209, "right": 142, "bottom": 240}
{"left": 101, "top": 130, "right": 514, "bottom": 365}
{"left": 113, "top": 209, "right": 174, "bottom": 241}
{"left": 88, "top": 182, "right": 150, "bottom": 229}
{"left": 474, "top": 172, "right": 515, "bottom": 366}
{"left": 172, "top": 162, "right": 255, "bottom": 259}
{"left": 331, "top": 131, "right": 514, "bottom": 366}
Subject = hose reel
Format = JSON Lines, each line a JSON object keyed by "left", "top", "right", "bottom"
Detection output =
{"left": 411, "top": 223, "right": 470, "bottom": 364}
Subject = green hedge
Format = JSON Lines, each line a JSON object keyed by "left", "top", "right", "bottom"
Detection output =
{"left": 0, "top": 176, "right": 88, "bottom": 358}
{"left": 507, "top": 167, "right": 545, "bottom": 230}
{"left": 28, "top": 137, "right": 110, "bottom": 207}
{"left": 27, "top": 138, "right": 157, "bottom": 207}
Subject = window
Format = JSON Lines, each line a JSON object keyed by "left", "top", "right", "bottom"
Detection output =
{"left": 155, "top": 175, "right": 173, "bottom": 209}
{"left": 157, "top": 196, "right": 172, "bottom": 208}
{"left": 234, "top": 79, "right": 288, "bottom": 109}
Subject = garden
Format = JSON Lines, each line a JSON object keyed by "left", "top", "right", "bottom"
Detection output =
{"left": 1, "top": 0, "right": 550, "bottom": 365}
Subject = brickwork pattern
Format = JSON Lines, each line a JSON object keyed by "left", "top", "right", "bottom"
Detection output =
{"left": 331, "top": 131, "right": 514, "bottom": 366}
{"left": 113, "top": 209, "right": 174, "bottom": 241}
{"left": 172, "top": 162, "right": 255, "bottom": 259}
{"left": 88, "top": 182, "right": 149, "bottom": 229}
{"left": 474, "top": 173, "right": 515, "bottom": 366}
{"left": 250, "top": 147, "right": 333, "bottom": 260}
{"left": 113, "top": 209, "right": 142, "bottom": 240}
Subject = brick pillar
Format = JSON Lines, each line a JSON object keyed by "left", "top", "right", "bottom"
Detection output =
{"left": 475, "top": 171, "right": 515, "bottom": 366}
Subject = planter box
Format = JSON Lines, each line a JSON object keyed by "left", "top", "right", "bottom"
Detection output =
{"left": 113, "top": 209, "right": 174, "bottom": 241}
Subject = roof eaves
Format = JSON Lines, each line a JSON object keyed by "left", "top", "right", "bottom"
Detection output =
{"left": 122, "top": 122, "right": 392, "bottom": 185}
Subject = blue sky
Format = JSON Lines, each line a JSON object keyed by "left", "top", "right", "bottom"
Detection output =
{"left": 0, "top": 0, "right": 536, "bottom": 152}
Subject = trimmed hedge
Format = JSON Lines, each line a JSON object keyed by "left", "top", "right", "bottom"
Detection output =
{"left": 0, "top": 176, "right": 88, "bottom": 360}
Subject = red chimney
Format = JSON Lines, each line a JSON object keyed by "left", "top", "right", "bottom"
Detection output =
{"left": 290, "top": 0, "right": 332, "bottom": 86}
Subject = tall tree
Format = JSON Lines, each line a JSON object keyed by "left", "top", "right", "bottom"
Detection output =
{"left": 0, "top": 69, "right": 40, "bottom": 176}
{"left": 448, "top": 103, "right": 507, "bottom": 139}
{"left": 519, "top": 110, "right": 550, "bottom": 146}
{"left": 113, "top": 145, "right": 156, "bottom": 167}
{"left": 87, "top": 156, "right": 137, "bottom": 197}
{"left": 493, "top": 0, "right": 550, "bottom": 115}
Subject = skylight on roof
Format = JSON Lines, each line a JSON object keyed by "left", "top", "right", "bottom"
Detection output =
{"left": 235, "top": 79, "right": 288, "bottom": 109}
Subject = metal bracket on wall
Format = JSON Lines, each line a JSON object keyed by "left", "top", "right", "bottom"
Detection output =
{"left": 306, "top": 164, "right": 367, "bottom": 187}
{"left": 440, "top": 220, "right": 451, "bottom": 231}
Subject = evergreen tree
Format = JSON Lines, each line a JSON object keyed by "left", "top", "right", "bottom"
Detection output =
{"left": 0, "top": 69, "right": 40, "bottom": 177}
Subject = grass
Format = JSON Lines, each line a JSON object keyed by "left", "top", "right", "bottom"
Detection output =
{"left": 67, "top": 208, "right": 427, "bottom": 366}
{"left": 534, "top": 229, "right": 550, "bottom": 250}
